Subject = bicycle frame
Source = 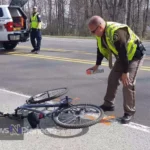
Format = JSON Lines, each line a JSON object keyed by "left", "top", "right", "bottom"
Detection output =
{"left": 0, "top": 93, "right": 104, "bottom": 129}
{"left": 14, "top": 96, "right": 73, "bottom": 118}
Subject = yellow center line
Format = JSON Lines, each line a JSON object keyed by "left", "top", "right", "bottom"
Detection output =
{"left": 17, "top": 46, "right": 96, "bottom": 56}
{"left": 141, "top": 66, "right": 150, "bottom": 69}
{"left": 6, "top": 51, "right": 150, "bottom": 71}
{"left": 7, "top": 52, "right": 108, "bottom": 66}
{"left": 17, "top": 45, "right": 150, "bottom": 61}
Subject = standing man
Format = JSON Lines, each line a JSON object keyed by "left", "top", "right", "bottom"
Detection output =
{"left": 29, "top": 6, "right": 42, "bottom": 54}
{"left": 87, "top": 16, "right": 146, "bottom": 124}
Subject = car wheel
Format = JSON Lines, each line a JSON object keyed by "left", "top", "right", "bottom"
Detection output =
{"left": 3, "top": 42, "right": 18, "bottom": 50}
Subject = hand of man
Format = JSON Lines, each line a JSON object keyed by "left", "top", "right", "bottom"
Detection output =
{"left": 121, "top": 73, "right": 130, "bottom": 86}
{"left": 86, "top": 65, "right": 99, "bottom": 73}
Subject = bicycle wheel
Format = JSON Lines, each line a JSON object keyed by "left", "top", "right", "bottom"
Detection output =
{"left": 26, "top": 87, "right": 68, "bottom": 104}
{"left": 52, "top": 104, "right": 104, "bottom": 129}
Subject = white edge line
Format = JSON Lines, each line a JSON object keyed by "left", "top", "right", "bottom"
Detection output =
{"left": 124, "top": 123, "right": 150, "bottom": 133}
{"left": 0, "top": 88, "right": 30, "bottom": 98}
{"left": 0, "top": 88, "right": 150, "bottom": 134}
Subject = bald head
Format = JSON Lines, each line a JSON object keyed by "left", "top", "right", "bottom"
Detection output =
{"left": 88, "top": 16, "right": 105, "bottom": 26}
{"left": 87, "top": 16, "right": 106, "bottom": 37}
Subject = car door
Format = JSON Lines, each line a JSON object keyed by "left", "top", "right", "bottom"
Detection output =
{"left": 9, "top": 0, "right": 29, "bottom": 32}
{"left": 9, "top": 0, "right": 28, "bottom": 7}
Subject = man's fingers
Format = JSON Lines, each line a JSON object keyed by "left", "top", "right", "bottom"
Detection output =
{"left": 121, "top": 74, "right": 130, "bottom": 87}
{"left": 122, "top": 79, "right": 128, "bottom": 87}
{"left": 125, "top": 79, "right": 129, "bottom": 86}
{"left": 124, "top": 80, "right": 127, "bottom": 86}
{"left": 122, "top": 80, "right": 125, "bottom": 86}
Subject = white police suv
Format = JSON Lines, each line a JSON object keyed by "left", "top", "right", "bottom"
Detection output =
{"left": 0, "top": 0, "right": 29, "bottom": 50}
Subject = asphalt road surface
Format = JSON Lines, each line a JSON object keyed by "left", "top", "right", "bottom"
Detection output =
{"left": 0, "top": 37, "right": 150, "bottom": 150}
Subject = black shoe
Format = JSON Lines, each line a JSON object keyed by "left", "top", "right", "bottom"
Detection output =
{"left": 31, "top": 49, "right": 36, "bottom": 53}
{"left": 99, "top": 104, "right": 115, "bottom": 112}
{"left": 121, "top": 113, "right": 134, "bottom": 124}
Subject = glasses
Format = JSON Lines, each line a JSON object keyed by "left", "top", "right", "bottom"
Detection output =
{"left": 91, "top": 26, "right": 99, "bottom": 34}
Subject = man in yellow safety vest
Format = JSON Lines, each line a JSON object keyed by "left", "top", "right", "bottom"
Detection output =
{"left": 87, "top": 15, "right": 146, "bottom": 124}
{"left": 29, "top": 6, "right": 42, "bottom": 54}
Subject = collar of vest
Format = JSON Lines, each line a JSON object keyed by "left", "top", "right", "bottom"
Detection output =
{"left": 32, "top": 12, "right": 38, "bottom": 16}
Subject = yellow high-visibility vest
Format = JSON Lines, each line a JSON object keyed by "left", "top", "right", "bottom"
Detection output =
{"left": 96, "top": 22, "right": 140, "bottom": 61}
{"left": 31, "top": 13, "right": 41, "bottom": 29}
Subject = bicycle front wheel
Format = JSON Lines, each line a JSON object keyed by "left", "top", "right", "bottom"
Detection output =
{"left": 52, "top": 104, "right": 104, "bottom": 129}
{"left": 26, "top": 87, "right": 68, "bottom": 104}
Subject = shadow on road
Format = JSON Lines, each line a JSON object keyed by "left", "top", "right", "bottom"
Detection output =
{"left": 0, "top": 115, "right": 89, "bottom": 139}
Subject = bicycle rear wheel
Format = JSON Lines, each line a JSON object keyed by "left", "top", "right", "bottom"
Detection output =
{"left": 52, "top": 104, "right": 104, "bottom": 129}
{"left": 26, "top": 87, "right": 68, "bottom": 104}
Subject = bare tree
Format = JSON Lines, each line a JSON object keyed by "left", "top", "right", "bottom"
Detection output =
{"left": 142, "top": 0, "right": 150, "bottom": 37}
{"left": 96, "top": 0, "right": 103, "bottom": 17}
{"left": 33, "top": 0, "right": 37, "bottom": 6}
{"left": 127, "top": 0, "right": 132, "bottom": 26}
{"left": 47, "top": 0, "right": 52, "bottom": 34}
{"left": 4, "top": 0, "right": 150, "bottom": 37}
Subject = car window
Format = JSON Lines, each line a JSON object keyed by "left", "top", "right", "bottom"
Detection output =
{"left": 0, "top": 8, "right": 3, "bottom": 17}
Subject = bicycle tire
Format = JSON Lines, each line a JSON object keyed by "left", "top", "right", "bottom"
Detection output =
{"left": 52, "top": 104, "right": 104, "bottom": 129}
{"left": 27, "top": 87, "right": 68, "bottom": 104}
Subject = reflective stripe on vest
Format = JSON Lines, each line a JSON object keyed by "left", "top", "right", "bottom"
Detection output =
{"left": 96, "top": 22, "right": 140, "bottom": 61}
{"left": 31, "top": 13, "right": 41, "bottom": 29}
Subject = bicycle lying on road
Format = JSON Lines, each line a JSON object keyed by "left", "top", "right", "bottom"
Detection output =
{"left": 0, "top": 87, "right": 104, "bottom": 129}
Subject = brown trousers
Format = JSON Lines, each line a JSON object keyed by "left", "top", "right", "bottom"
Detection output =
{"left": 103, "top": 55, "right": 145, "bottom": 115}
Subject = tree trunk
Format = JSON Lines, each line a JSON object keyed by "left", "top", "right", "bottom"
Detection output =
{"left": 48, "top": 0, "right": 52, "bottom": 34}
{"left": 127, "top": 0, "right": 132, "bottom": 26}
{"left": 112, "top": 0, "right": 117, "bottom": 21}
{"left": 142, "top": 0, "right": 150, "bottom": 37}
{"left": 33, "top": 0, "right": 37, "bottom": 6}
{"left": 97, "top": 0, "right": 103, "bottom": 17}
{"left": 124, "top": 0, "right": 128, "bottom": 24}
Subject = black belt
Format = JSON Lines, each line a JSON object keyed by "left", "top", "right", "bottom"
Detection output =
{"left": 31, "top": 28, "right": 40, "bottom": 31}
